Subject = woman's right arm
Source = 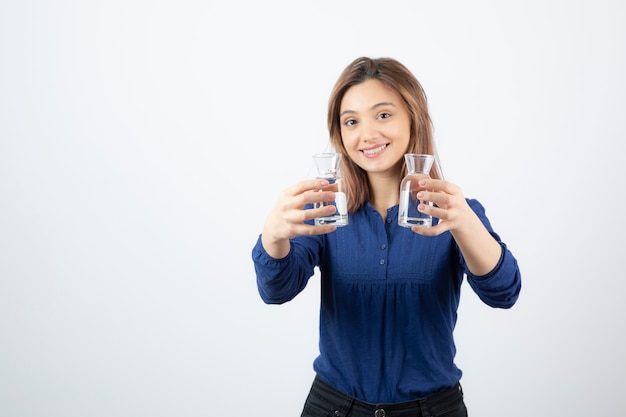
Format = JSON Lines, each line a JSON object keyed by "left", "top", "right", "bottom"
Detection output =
{"left": 261, "top": 178, "right": 338, "bottom": 258}
{"left": 252, "top": 235, "right": 318, "bottom": 304}
{"left": 253, "top": 178, "right": 339, "bottom": 304}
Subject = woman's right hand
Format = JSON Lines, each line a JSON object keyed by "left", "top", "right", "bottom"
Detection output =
{"left": 261, "top": 179, "right": 338, "bottom": 259}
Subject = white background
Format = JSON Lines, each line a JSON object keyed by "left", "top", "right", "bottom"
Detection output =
{"left": 1, "top": 1, "right": 625, "bottom": 416}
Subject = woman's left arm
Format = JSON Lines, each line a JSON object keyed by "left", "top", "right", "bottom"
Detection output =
{"left": 411, "top": 179, "right": 503, "bottom": 276}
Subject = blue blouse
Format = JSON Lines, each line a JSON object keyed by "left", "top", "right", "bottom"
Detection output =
{"left": 252, "top": 199, "right": 521, "bottom": 404}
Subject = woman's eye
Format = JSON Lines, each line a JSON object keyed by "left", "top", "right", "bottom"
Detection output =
{"left": 344, "top": 119, "right": 356, "bottom": 126}
{"left": 378, "top": 112, "right": 391, "bottom": 119}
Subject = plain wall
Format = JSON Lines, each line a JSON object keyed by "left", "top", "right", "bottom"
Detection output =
{"left": 1, "top": 1, "right": 625, "bottom": 416}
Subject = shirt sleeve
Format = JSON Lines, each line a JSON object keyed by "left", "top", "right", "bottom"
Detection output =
{"left": 461, "top": 199, "right": 522, "bottom": 309}
{"left": 251, "top": 234, "right": 322, "bottom": 304}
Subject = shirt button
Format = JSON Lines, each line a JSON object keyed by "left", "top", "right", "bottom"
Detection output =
{"left": 380, "top": 244, "right": 386, "bottom": 250}
{"left": 375, "top": 409, "right": 386, "bottom": 417}
{"left": 386, "top": 218, "right": 392, "bottom": 224}
{"left": 379, "top": 259, "right": 385, "bottom": 265}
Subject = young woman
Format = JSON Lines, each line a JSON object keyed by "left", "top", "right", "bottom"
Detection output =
{"left": 252, "top": 56, "right": 521, "bottom": 417}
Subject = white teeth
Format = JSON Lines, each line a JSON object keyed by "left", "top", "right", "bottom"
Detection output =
{"left": 363, "top": 144, "right": 387, "bottom": 155}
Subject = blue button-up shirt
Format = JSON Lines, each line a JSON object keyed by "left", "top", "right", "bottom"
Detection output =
{"left": 252, "top": 199, "right": 521, "bottom": 404}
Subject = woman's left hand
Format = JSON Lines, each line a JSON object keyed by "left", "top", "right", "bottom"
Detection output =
{"left": 410, "top": 178, "right": 504, "bottom": 275}
{"left": 410, "top": 178, "right": 473, "bottom": 236}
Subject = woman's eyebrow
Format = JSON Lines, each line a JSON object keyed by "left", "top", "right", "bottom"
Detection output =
{"left": 372, "top": 101, "right": 396, "bottom": 110}
{"left": 340, "top": 102, "right": 397, "bottom": 118}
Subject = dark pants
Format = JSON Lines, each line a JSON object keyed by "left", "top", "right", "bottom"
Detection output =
{"left": 301, "top": 376, "right": 468, "bottom": 417}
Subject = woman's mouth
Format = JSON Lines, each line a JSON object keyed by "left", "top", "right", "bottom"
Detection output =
{"left": 362, "top": 143, "right": 388, "bottom": 156}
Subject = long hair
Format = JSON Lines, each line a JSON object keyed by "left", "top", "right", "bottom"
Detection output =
{"left": 327, "top": 57, "right": 442, "bottom": 213}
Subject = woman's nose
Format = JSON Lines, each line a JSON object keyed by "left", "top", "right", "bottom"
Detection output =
{"left": 359, "top": 119, "right": 379, "bottom": 142}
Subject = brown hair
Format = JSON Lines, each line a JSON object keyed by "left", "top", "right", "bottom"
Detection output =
{"left": 327, "top": 57, "right": 442, "bottom": 213}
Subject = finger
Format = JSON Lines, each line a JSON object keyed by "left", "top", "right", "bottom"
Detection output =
{"left": 282, "top": 214, "right": 338, "bottom": 236}
{"left": 299, "top": 224, "right": 338, "bottom": 236}
{"left": 284, "top": 204, "right": 337, "bottom": 224}
{"left": 283, "top": 178, "right": 331, "bottom": 197}
{"left": 417, "top": 200, "right": 453, "bottom": 221}
{"left": 301, "top": 189, "right": 338, "bottom": 206}
{"left": 319, "top": 182, "right": 339, "bottom": 193}
{"left": 418, "top": 178, "right": 460, "bottom": 195}
{"left": 279, "top": 222, "right": 338, "bottom": 240}
{"left": 411, "top": 222, "right": 448, "bottom": 236}
{"left": 282, "top": 180, "right": 337, "bottom": 210}
{"left": 417, "top": 190, "right": 451, "bottom": 210}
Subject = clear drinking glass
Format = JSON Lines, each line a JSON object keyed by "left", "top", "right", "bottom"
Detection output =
{"left": 312, "top": 153, "right": 348, "bottom": 227}
{"left": 398, "top": 153, "right": 435, "bottom": 228}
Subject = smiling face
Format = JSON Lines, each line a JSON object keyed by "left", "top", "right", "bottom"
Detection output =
{"left": 339, "top": 79, "right": 412, "bottom": 178}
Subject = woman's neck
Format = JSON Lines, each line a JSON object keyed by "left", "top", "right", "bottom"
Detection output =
{"left": 368, "top": 172, "right": 401, "bottom": 220}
